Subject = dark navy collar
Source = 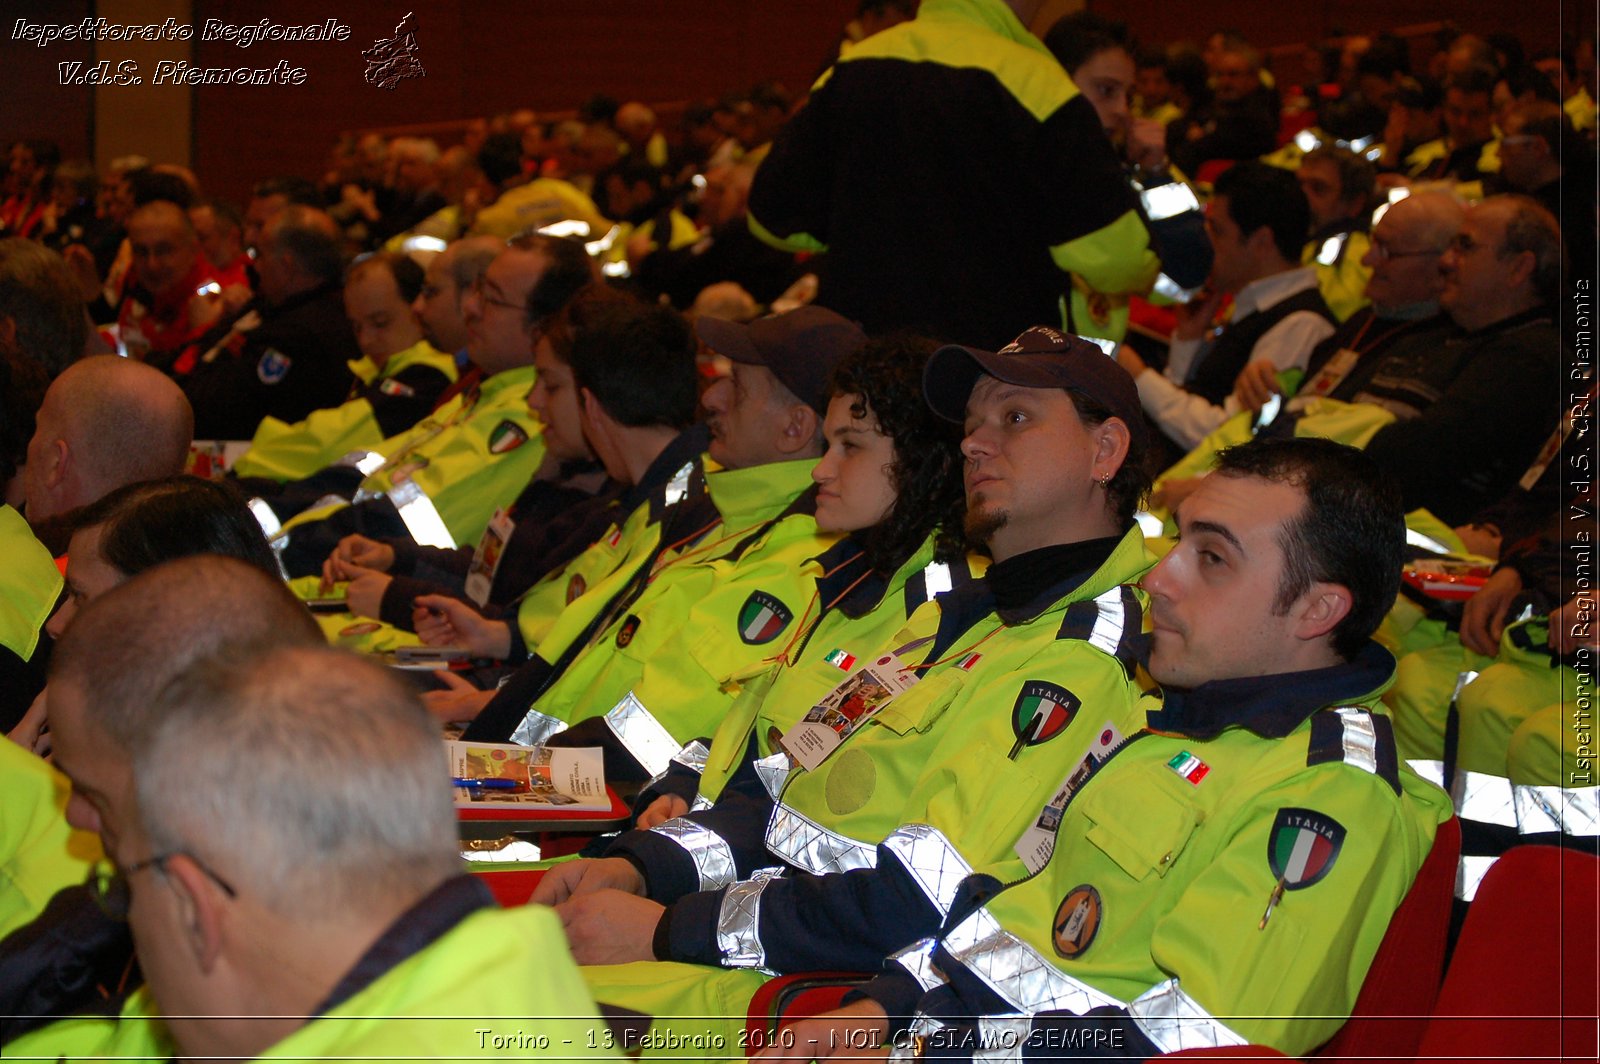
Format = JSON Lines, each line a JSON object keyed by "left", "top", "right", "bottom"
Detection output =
{"left": 986, "top": 536, "right": 1123, "bottom": 625}
{"left": 312, "top": 874, "right": 493, "bottom": 1018}
{"left": 919, "top": 535, "right": 1122, "bottom": 664}
{"left": 811, "top": 538, "right": 887, "bottom": 620}
{"left": 1145, "top": 640, "right": 1395, "bottom": 740}
{"left": 624, "top": 423, "right": 710, "bottom": 513}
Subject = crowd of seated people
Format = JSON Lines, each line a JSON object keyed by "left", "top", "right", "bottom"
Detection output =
{"left": 0, "top": 3, "right": 1592, "bottom": 1059}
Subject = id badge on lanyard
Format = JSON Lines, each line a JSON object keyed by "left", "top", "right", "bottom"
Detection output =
{"left": 464, "top": 508, "right": 516, "bottom": 606}
{"left": 780, "top": 651, "right": 920, "bottom": 772}
{"left": 1014, "top": 722, "right": 1125, "bottom": 874}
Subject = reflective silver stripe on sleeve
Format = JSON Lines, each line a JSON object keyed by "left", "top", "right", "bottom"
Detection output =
{"left": 603, "top": 691, "right": 683, "bottom": 778}
{"left": 890, "top": 938, "right": 948, "bottom": 993}
{"left": 714, "top": 866, "right": 784, "bottom": 970}
{"left": 387, "top": 480, "right": 457, "bottom": 548}
{"left": 940, "top": 905, "right": 1123, "bottom": 1016}
{"left": 1086, "top": 586, "right": 1128, "bottom": 658}
{"left": 1451, "top": 769, "right": 1518, "bottom": 827}
{"left": 923, "top": 561, "right": 953, "bottom": 601}
{"left": 644, "top": 742, "right": 710, "bottom": 795}
{"left": 1514, "top": 784, "right": 1600, "bottom": 836}
{"left": 973, "top": 1016, "right": 1034, "bottom": 1064}
{"left": 1407, "top": 758, "right": 1446, "bottom": 788}
{"left": 880, "top": 823, "right": 974, "bottom": 918}
{"left": 1333, "top": 706, "right": 1380, "bottom": 775}
{"left": 509, "top": 707, "right": 568, "bottom": 747}
{"left": 672, "top": 740, "right": 712, "bottom": 775}
{"left": 333, "top": 449, "right": 387, "bottom": 475}
{"left": 689, "top": 794, "right": 713, "bottom": 813}
{"left": 765, "top": 801, "right": 877, "bottom": 874}
{"left": 664, "top": 461, "right": 695, "bottom": 507}
{"left": 755, "top": 751, "right": 792, "bottom": 800}
{"left": 1127, "top": 979, "right": 1248, "bottom": 1054}
{"left": 648, "top": 818, "right": 737, "bottom": 891}
{"left": 1456, "top": 853, "right": 1498, "bottom": 902}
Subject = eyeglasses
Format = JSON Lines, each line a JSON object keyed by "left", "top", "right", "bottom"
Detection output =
{"left": 88, "top": 852, "right": 238, "bottom": 921}
{"left": 471, "top": 276, "right": 525, "bottom": 314}
{"left": 1368, "top": 240, "right": 1442, "bottom": 262}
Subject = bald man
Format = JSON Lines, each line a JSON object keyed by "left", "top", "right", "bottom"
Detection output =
{"left": 23, "top": 355, "right": 193, "bottom": 540}
{"left": 116, "top": 201, "right": 225, "bottom": 369}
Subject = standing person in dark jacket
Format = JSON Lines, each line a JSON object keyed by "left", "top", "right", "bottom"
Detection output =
{"left": 746, "top": 0, "right": 1157, "bottom": 349}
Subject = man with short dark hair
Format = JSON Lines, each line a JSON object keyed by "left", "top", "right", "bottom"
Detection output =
{"left": 1118, "top": 162, "right": 1337, "bottom": 454}
{"left": 773, "top": 437, "right": 1450, "bottom": 1061}
{"left": 1169, "top": 40, "right": 1279, "bottom": 174}
{"left": 1297, "top": 145, "right": 1378, "bottom": 322}
{"left": 1410, "top": 65, "right": 1501, "bottom": 184}
{"left": 179, "top": 206, "right": 361, "bottom": 440}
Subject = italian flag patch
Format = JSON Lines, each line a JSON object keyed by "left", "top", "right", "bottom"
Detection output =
{"left": 737, "top": 591, "right": 793, "bottom": 645}
{"left": 1267, "top": 808, "right": 1347, "bottom": 890}
{"left": 824, "top": 649, "right": 857, "bottom": 671}
{"left": 1166, "top": 750, "right": 1209, "bottom": 785}
{"left": 956, "top": 652, "right": 982, "bottom": 671}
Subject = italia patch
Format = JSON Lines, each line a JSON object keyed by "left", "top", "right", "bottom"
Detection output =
{"left": 256, "top": 348, "right": 292, "bottom": 384}
{"left": 1052, "top": 885, "right": 1102, "bottom": 959}
{"left": 737, "top": 591, "right": 792, "bottom": 645}
{"left": 615, "top": 614, "right": 641, "bottom": 648}
{"left": 565, "top": 573, "right": 587, "bottom": 604}
{"left": 1268, "top": 808, "right": 1346, "bottom": 890}
{"left": 378, "top": 377, "right": 417, "bottom": 398}
{"left": 1008, "top": 680, "right": 1080, "bottom": 759}
{"left": 487, "top": 420, "right": 529, "bottom": 454}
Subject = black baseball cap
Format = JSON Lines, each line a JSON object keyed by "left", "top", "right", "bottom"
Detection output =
{"left": 696, "top": 305, "right": 867, "bottom": 416}
{"left": 924, "top": 326, "right": 1149, "bottom": 450}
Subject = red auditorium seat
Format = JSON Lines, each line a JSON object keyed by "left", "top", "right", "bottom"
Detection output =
{"left": 1415, "top": 844, "right": 1599, "bottom": 1063}
{"left": 1312, "top": 817, "right": 1461, "bottom": 1059}
{"left": 473, "top": 867, "right": 548, "bottom": 907}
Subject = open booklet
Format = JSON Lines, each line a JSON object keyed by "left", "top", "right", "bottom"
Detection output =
{"left": 446, "top": 742, "right": 611, "bottom": 811}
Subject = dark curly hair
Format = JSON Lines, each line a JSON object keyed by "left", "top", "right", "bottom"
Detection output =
{"left": 829, "top": 333, "right": 967, "bottom": 573}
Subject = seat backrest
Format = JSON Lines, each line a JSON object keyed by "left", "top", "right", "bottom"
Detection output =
{"left": 745, "top": 973, "right": 868, "bottom": 1055}
{"left": 1417, "top": 844, "right": 1599, "bottom": 1062}
{"left": 1313, "top": 816, "right": 1461, "bottom": 1059}
{"left": 473, "top": 867, "right": 548, "bottom": 907}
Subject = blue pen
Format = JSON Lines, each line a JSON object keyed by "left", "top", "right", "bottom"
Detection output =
{"left": 452, "top": 777, "right": 522, "bottom": 790}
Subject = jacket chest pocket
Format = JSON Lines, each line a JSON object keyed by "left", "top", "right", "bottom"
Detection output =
{"left": 1079, "top": 763, "right": 1202, "bottom": 881}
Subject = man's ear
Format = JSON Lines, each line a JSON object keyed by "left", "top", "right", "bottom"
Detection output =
{"left": 775, "top": 403, "right": 821, "bottom": 458}
{"left": 1244, "top": 224, "right": 1279, "bottom": 261}
{"left": 42, "top": 436, "right": 69, "bottom": 490}
{"left": 164, "top": 855, "right": 229, "bottom": 974}
{"left": 1294, "top": 581, "right": 1353, "bottom": 642}
{"left": 0, "top": 314, "right": 17, "bottom": 352}
{"left": 1503, "top": 247, "right": 1537, "bottom": 293}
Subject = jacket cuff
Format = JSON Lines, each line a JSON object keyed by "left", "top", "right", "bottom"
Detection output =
{"left": 661, "top": 888, "right": 726, "bottom": 967}
{"left": 850, "top": 969, "right": 923, "bottom": 1038}
{"left": 605, "top": 829, "right": 703, "bottom": 904}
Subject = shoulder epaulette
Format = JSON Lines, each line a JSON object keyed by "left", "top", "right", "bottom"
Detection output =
{"left": 1056, "top": 585, "right": 1144, "bottom": 679}
{"left": 1307, "top": 706, "right": 1401, "bottom": 794}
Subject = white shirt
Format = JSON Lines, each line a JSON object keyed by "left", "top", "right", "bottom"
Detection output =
{"left": 1137, "top": 266, "right": 1336, "bottom": 450}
